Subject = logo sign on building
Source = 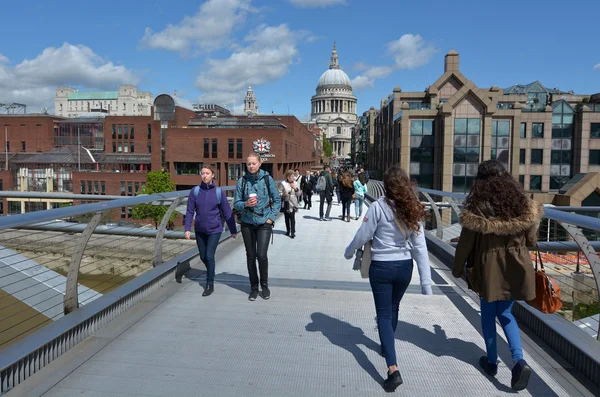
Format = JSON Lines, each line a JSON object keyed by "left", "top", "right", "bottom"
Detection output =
{"left": 253, "top": 138, "right": 275, "bottom": 161}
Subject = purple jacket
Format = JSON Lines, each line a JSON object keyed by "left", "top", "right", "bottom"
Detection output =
{"left": 184, "top": 182, "right": 237, "bottom": 235}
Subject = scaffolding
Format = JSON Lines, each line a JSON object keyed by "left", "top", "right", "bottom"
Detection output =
{"left": 0, "top": 103, "right": 26, "bottom": 114}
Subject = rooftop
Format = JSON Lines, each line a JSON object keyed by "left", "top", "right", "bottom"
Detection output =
{"left": 188, "top": 116, "right": 288, "bottom": 129}
{"left": 68, "top": 91, "right": 119, "bottom": 101}
{"left": 12, "top": 146, "right": 96, "bottom": 165}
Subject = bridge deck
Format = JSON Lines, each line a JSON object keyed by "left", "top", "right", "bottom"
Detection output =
{"left": 9, "top": 199, "right": 595, "bottom": 396}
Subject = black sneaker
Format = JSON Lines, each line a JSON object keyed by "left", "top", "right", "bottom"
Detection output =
{"left": 248, "top": 289, "right": 259, "bottom": 301}
{"left": 479, "top": 356, "right": 498, "bottom": 377}
{"left": 511, "top": 360, "right": 531, "bottom": 391}
{"left": 261, "top": 286, "right": 271, "bottom": 300}
{"left": 202, "top": 285, "right": 214, "bottom": 297}
{"left": 383, "top": 370, "right": 403, "bottom": 392}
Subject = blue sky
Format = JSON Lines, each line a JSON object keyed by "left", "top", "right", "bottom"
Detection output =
{"left": 0, "top": 0, "right": 598, "bottom": 118}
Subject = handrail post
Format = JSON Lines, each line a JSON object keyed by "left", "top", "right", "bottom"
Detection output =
{"left": 557, "top": 221, "right": 600, "bottom": 340}
{"left": 444, "top": 196, "right": 461, "bottom": 218}
{"left": 64, "top": 211, "right": 107, "bottom": 315}
{"left": 421, "top": 191, "right": 443, "bottom": 239}
{"left": 153, "top": 197, "right": 184, "bottom": 267}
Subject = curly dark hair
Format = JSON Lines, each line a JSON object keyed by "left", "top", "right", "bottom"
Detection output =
{"left": 463, "top": 160, "right": 528, "bottom": 219}
{"left": 341, "top": 172, "right": 354, "bottom": 189}
{"left": 383, "top": 165, "right": 425, "bottom": 233}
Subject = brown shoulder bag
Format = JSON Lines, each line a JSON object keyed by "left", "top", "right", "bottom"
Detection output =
{"left": 526, "top": 247, "right": 562, "bottom": 314}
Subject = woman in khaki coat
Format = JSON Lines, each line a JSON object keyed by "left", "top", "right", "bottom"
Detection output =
{"left": 453, "top": 160, "right": 542, "bottom": 392}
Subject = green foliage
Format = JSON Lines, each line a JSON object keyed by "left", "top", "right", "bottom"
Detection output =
{"left": 322, "top": 132, "right": 333, "bottom": 157}
{"left": 132, "top": 170, "right": 176, "bottom": 228}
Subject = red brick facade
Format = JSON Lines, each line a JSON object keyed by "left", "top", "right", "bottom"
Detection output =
{"left": 0, "top": 114, "right": 63, "bottom": 154}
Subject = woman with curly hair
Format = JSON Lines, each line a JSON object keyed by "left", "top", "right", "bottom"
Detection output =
{"left": 344, "top": 164, "right": 432, "bottom": 392}
{"left": 339, "top": 172, "right": 355, "bottom": 222}
{"left": 453, "top": 160, "right": 542, "bottom": 391}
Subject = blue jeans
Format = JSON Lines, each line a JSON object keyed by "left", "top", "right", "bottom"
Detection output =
{"left": 369, "top": 259, "right": 414, "bottom": 367}
{"left": 195, "top": 232, "right": 222, "bottom": 285}
{"left": 480, "top": 298, "right": 523, "bottom": 364}
{"left": 354, "top": 196, "right": 365, "bottom": 218}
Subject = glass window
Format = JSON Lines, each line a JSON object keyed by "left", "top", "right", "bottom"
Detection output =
{"left": 204, "top": 138, "right": 209, "bottom": 158}
{"left": 236, "top": 139, "right": 242, "bottom": 159}
{"left": 590, "top": 150, "right": 600, "bottom": 165}
{"left": 467, "top": 119, "right": 480, "bottom": 134}
{"left": 112, "top": 143, "right": 116, "bottom": 153}
{"left": 130, "top": 125, "right": 134, "bottom": 139}
{"left": 532, "top": 123, "right": 544, "bottom": 138}
{"left": 228, "top": 139, "right": 234, "bottom": 158}
{"left": 87, "top": 181, "right": 92, "bottom": 194}
{"left": 337, "top": 126, "right": 341, "bottom": 135}
{"left": 130, "top": 143, "right": 134, "bottom": 153}
{"left": 135, "top": 182, "right": 139, "bottom": 193}
{"left": 147, "top": 124, "right": 152, "bottom": 139}
{"left": 520, "top": 122, "right": 526, "bottom": 138}
{"left": 120, "top": 182, "right": 125, "bottom": 196}
{"left": 518, "top": 175, "right": 525, "bottom": 188}
{"left": 147, "top": 142, "right": 151, "bottom": 153}
{"left": 118, "top": 124, "right": 122, "bottom": 139}
{"left": 410, "top": 121, "right": 422, "bottom": 135}
{"left": 591, "top": 123, "right": 600, "bottom": 139}
{"left": 101, "top": 181, "right": 105, "bottom": 195}
{"left": 454, "top": 118, "right": 467, "bottom": 134}
{"left": 124, "top": 124, "right": 129, "bottom": 140}
{"left": 175, "top": 162, "right": 203, "bottom": 175}
{"left": 94, "top": 181, "right": 98, "bottom": 194}
{"left": 118, "top": 142, "right": 122, "bottom": 152}
{"left": 112, "top": 124, "right": 116, "bottom": 139}
{"left": 520, "top": 149, "right": 525, "bottom": 164}
{"left": 80, "top": 181, "right": 85, "bottom": 194}
{"left": 21, "top": 141, "right": 26, "bottom": 152}
{"left": 530, "top": 175, "right": 542, "bottom": 191}
{"left": 212, "top": 139, "right": 218, "bottom": 158}
{"left": 531, "top": 149, "right": 543, "bottom": 164}
{"left": 128, "top": 182, "right": 133, "bottom": 195}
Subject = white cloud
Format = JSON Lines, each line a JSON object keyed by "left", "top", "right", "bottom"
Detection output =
{"left": 351, "top": 34, "right": 436, "bottom": 90}
{"left": 0, "top": 53, "right": 8, "bottom": 63}
{"left": 288, "top": 0, "right": 346, "bottom": 7}
{"left": 0, "top": 43, "right": 139, "bottom": 111}
{"left": 140, "top": 0, "right": 255, "bottom": 55}
{"left": 195, "top": 24, "right": 300, "bottom": 111}
{"left": 594, "top": 63, "right": 600, "bottom": 70}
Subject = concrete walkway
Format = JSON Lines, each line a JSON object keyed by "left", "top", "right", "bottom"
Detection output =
{"left": 10, "top": 198, "right": 596, "bottom": 396}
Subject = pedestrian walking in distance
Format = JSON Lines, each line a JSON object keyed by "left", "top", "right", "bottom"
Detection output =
{"left": 279, "top": 169, "right": 302, "bottom": 238}
{"left": 344, "top": 165, "right": 432, "bottom": 392}
{"left": 234, "top": 153, "right": 281, "bottom": 301}
{"left": 453, "top": 160, "right": 542, "bottom": 391}
{"left": 184, "top": 165, "right": 237, "bottom": 297}
{"left": 301, "top": 170, "right": 314, "bottom": 209}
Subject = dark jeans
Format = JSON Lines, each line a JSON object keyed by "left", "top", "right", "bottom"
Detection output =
{"left": 195, "top": 232, "right": 222, "bottom": 285}
{"left": 319, "top": 191, "right": 332, "bottom": 219}
{"left": 369, "top": 259, "right": 414, "bottom": 367}
{"left": 341, "top": 198, "right": 352, "bottom": 217}
{"left": 303, "top": 191, "right": 312, "bottom": 208}
{"left": 241, "top": 222, "right": 273, "bottom": 289}
{"left": 284, "top": 211, "right": 296, "bottom": 234}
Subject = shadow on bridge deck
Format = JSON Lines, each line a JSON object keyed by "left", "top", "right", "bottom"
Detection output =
{"left": 8, "top": 198, "right": 597, "bottom": 397}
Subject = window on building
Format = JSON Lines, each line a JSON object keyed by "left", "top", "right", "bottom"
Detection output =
{"left": 518, "top": 175, "right": 525, "bottom": 188}
{"left": 491, "top": 120, "right": 510, "bottom": 171}
{"left": 591, "top": 123, "right": 600, "bottom": 139}
{"left": 337, "top": 126, "right": 341, "bottom": 135}
{"left": 520, "top": 149, "right": 526, "bottom": 164}
{"left": 94, "top": 181, "right": 99, "bottom": 194}
{"left": 112, "top": 143, "right": 116, "bottom": 153}
{"left": 409, "top": 120, "right": 435, "bottom": 189}
{"left": 212, "top": 139, "right": 218, "bottom": 158}
{"left": 590, "top": 150, "right": 600, "bottom": 165}
{"left": 121, "top": 182, "right": 125, "bottom": 196}
{"left": 123, "top": 124, "right": 128, "bottom": 140}
{"left": 453, "top": 118, "right": 480, "bottom": 192}
{"left": 130, "top": 143, "right": 134, "bottom": 153}
{"left": 530, "top": 175, "right": 542, "bottom": 191}
{"left": 532, "top": 123, "right": 544, "bottom": 138}
{"left": 147, "top": 142, "right": 151, "bottom": 153}
{"left": 87, "top": 181, "right": 92, "bottom": 194}
{"left": 204, "top": 139, "right": 210, "bottom": 158}
{"left": 130, "top": 125, "right": 134, "bottom": 139}
{"left": 520, "top": 122, "right": 526, "bottom": 138}
{"left": 121, "top": 207, "right": 126, "bottom": 219}
{"left": 118, "top": 124, "right": 122, "bottom": 139}
{"left": 531, "top": 149, "right": 543, "bottom": 164}
{"left": 228, "top": 164, "right": 243, "bottom": 180}
{"left": 9, "top": 202, "right": 21, "bottom": 215}
{"left": 81, "top": 181, "right": 85, "bottom": 194}
{"left": 134, "top": 182, "right": 139, "bottom": 193}
{"left": 123, "top": 143, "right": 129, "bottom": 153}
{"left": 236, "top": 139, "right": 243, "bottom": 159}
{"left": 112, "top": 124, "right": 116, "bottom": 139}
{"left": 550, "top": 100, "right": 573, "bottom": 190}
{"left": 147, "top": 124, "right": 152, "bottom": 139}
{"left": 21, "top": 141, "right": 26, "bottom": 152}
{"left": 101, "top": 181, "right": 105, "bottom": 195}
{"left": 228, "top": 139, "right": 234, "bottom": 159}
{"left": 175, "top": 162, "right": 203, "bottom": 175}
{"left": 128, "top": 182, "right": 133, "bottom": 195}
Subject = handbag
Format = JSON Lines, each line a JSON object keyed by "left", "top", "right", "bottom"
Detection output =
{"left": 526, "top": 246, "right": 562, "bottom": 314}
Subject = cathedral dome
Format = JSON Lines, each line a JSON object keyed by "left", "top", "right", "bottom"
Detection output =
{"left": 317, "top": 69, "right": 351, "bottom": 88}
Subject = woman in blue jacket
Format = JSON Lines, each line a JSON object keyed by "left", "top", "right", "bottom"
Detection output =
{"left": 353, "top": 173, "right": 368, "bottom": 220}
{"left": 234, "top": 153, "right": 281, "bottom": 301}
{"left": 185, "top": 165, "right": 237, "bottom": 297}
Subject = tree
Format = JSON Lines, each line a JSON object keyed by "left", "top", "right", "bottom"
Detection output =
{"left": 132, "top": 170, "right": 177, "bottom": 229}
{"left": 322, "top": 132, "right": 333, "bottom": 157}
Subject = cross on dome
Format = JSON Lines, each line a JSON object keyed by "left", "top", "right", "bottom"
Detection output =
{"left": 330, "top": 41, "right": 339, "bottom": 70}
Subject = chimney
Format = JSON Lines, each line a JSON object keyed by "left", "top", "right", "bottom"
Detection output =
{"left": 444, "top": 50, "right": 459, "bottom": 73}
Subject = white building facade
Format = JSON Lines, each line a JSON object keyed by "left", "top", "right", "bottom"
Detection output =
{"left": 55, "top": 85, "right": 153, "bottom": 118}
{"left": 310, "top": 43, "right": 357, "bottom": 160}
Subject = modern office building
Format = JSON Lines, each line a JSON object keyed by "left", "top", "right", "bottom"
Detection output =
{"left": 370, "top": 50, "right": 600, "bottom": 194}
{"left": 55, "top": 85, "right": 153, "bottom": 118}
{"left": 352, "top": 107, "right": 378, "bottom": 171}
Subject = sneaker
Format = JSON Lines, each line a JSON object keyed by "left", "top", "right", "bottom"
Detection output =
{"left": 511, "top": 360, "right": 531, "bottom": 391}
{"left": 248, "top": 289, "right": 259, "bottom": 301}
{"left": 479, "top": 356, "right": 498, "bottom": 377}
{"left": 319, "top": 217, "right": 324, "bottom": 221}
{"left": 383, "top": 370, "right": 403, "bottom": 392}
{"left": 261, "top": 285, "right": 271, "bottom": 300}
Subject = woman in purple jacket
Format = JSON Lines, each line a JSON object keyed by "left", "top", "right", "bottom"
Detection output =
{"left": 184, "top": 165, "right": 237, "bottom": 297}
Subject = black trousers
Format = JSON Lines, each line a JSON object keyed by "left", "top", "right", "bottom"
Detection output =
{"left": 241, "top": 222, "right": 272, "bottom": 289}
{"left": 284, "top": 211, "right": 296, "bottom": 233}
{"left": 303, "top": 191, "right": 312, "bottom": 208}
{"left": 319, "top": 191, "right": 332, "bottom": 219}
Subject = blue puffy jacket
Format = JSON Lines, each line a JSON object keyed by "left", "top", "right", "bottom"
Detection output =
{"left": 234, "top": 170, "right": 281, "bottom": 225}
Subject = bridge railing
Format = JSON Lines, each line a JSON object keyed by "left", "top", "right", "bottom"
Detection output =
{"left": 0, "top": 187, "right": 239, "bottom": 394}
{"left": 367, "top": 180, "right": 600, "bottom": 387}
